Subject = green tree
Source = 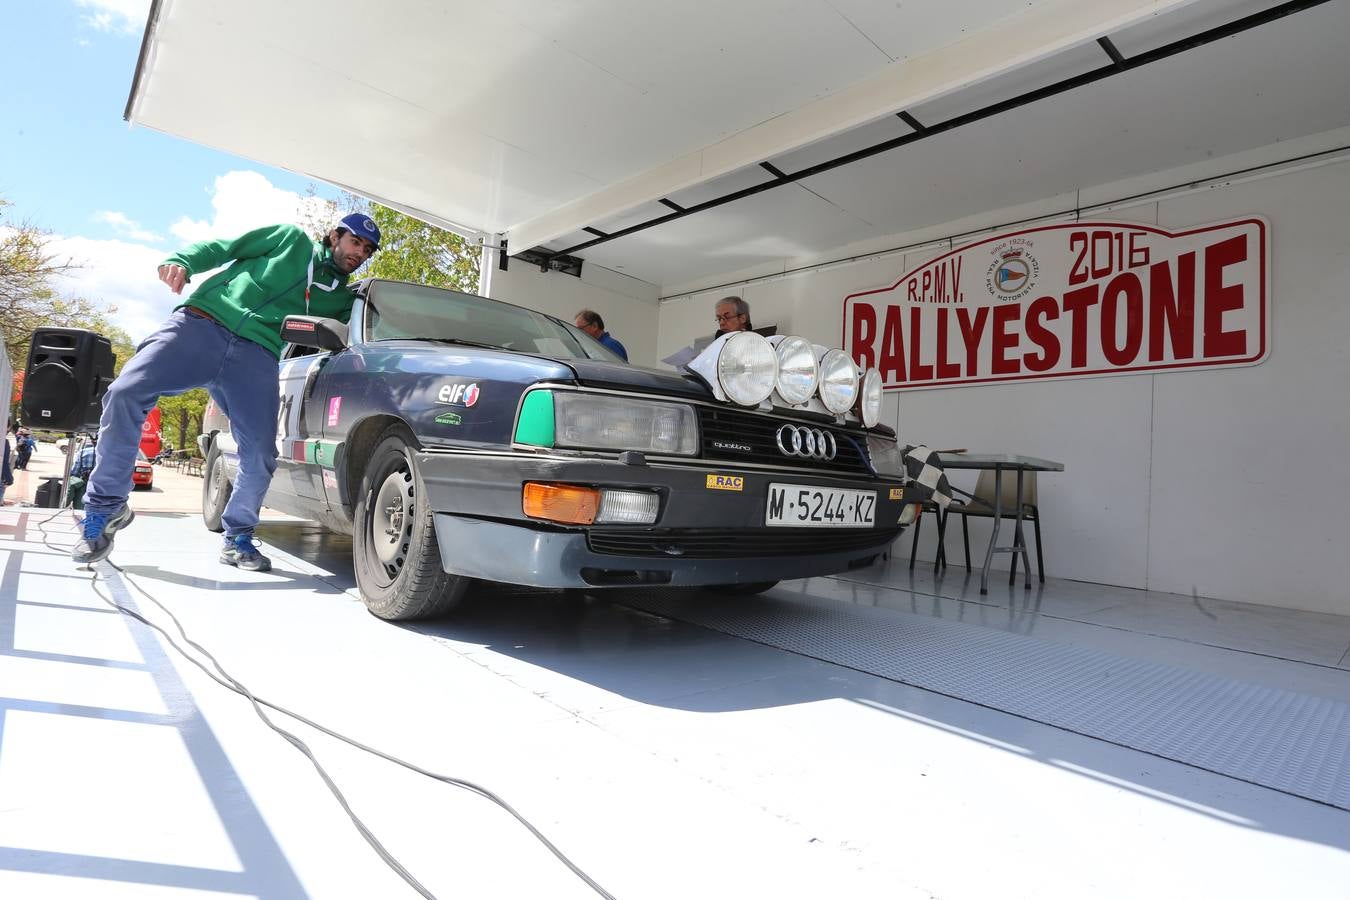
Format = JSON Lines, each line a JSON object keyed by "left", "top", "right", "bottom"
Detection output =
{"left": 360, "top": 204, "right": 480, "bottom": 294}
{"left": 1, "top": 198, "right": 132, "bottom": 421}
{"left": 300, "top": 190, "right": 480, "bottom": 294}
{"left": 157, "top": 389, "right": 210, "bottom": 456}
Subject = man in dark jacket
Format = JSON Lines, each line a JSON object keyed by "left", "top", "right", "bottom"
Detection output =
{"left": 72, "top": 214, "right": 380, "bottom": 569}
{"left": 1, "top": 435, "right": 13, "bottom": 506}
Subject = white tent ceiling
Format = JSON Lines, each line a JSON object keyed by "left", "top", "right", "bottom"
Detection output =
{"left": 127, "top": 0, "right": 1350, "bottom": 290}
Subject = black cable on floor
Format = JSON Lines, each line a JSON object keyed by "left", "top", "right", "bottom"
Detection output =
{"left": 34, "top": 509, "right": 617, "bottom": 900}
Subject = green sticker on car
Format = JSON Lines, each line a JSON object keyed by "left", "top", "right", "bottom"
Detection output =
{"left": 435, "top": 411, "right": 462, "bottom": 426}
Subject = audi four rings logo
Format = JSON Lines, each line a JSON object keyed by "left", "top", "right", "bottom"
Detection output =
{"left": 775, "top": 424, "right": 837, "bottom": 460}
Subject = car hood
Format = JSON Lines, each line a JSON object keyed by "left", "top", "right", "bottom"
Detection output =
{"left": 562, "top": 358, "right": 714, "bottom": 401}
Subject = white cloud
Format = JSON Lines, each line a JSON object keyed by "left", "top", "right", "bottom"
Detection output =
{"left": 11, "top": 170, "right": 338, "bottom": 344}
{"left": 75, "top": 0, "right": 150, "bottom": 34}
{"left": 169, "top": 170, "right": 336, "bottom": 244}
{"left": 47, "top": 234, "right": 170, "bottom": 343}
{"left": 93, "top": 210, "right": 163, "bottom": 244}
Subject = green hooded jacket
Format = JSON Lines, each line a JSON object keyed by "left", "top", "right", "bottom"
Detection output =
{"left": 161, "top": 224, "right": 355, "bottom": 358}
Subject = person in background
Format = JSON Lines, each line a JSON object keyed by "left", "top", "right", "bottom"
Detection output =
{"left": 13, "top": 428, "right": 35, "bottom": 470}
{"left": 713, "top": 296, "right": 753, "bottom": 338}
{"left": 65, "top": 435, "right": 97, "bottom": 510}
{"left": 1, "top": 433, "right": 13, "bottom": 506}
{"left": 71, "top": 214, "right": 379, "bottom": 569}
{"left": 573, "top": 309, "right": 628, "bottom": 361}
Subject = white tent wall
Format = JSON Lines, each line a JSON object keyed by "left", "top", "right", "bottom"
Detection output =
{"left": 488, "top": 260, "right": 661, "bottom": 367}
{"left": 654, "top": 133, "right": 1350, "bottom": 616}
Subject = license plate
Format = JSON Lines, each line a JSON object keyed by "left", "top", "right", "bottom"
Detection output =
{"left": 766, "top": 483, "right": 876, "bottom": 528}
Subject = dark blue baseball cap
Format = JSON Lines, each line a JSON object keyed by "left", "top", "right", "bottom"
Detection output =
{"left": 339, "top": 213, "right": 380, "bottom": 250}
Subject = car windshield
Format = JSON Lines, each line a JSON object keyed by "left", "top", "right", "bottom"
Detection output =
{"left": 363, "top": 281, "right": 623, "bottom": 362}
{"left": 136, "top": 450, "right": 149, "bottom": 462}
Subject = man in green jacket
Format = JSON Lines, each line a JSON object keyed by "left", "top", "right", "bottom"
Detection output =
{"left": 72, "top": 214, "right": 380, "bottom": 569}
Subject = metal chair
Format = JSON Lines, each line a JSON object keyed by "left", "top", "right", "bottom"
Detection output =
{"left": 948, "top": 470, "right": 1044, "bottom": 583}
{"left": 907, "top": 500, "right": 948, "bottom": 571}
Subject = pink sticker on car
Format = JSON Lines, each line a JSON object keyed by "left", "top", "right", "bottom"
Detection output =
{"left": 327, "top": 396, "right": 342, "bottom": 427}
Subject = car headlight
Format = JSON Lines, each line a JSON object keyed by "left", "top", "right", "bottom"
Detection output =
{"left": 774, "top": 335, "right": 818, "bottom": 406}
{"left": 857, "top": 367, "right": 883, "bottom": 427}
{"left": 866, "top": 434, "right": 904, "bottom": 477}
{"left": 818, "top": 349, "right": 859, "bottom": 414}
{"left": 716, "top": 331, "right": 777, "bottom": 406}
{"left": 516, "top": 390, "right": 699, "bottom": 456}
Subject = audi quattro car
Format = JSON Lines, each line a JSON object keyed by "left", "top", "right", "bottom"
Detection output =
{"left": 199, "top": 279, "right": 928, "bottom": 621}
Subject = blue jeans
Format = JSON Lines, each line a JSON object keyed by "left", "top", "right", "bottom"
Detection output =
{"left": 85, "top": 309, "right": 280, "bottom": 539}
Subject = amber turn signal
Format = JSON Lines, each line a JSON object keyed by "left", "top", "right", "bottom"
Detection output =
{"left": 522, "top": 482, "right": 600, "bottom": 525}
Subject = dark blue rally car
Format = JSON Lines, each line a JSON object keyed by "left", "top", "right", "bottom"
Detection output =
{"left": 199, "top": 279, "right": 928, "bottom": 620}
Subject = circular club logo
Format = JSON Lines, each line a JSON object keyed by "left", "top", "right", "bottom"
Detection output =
{"left": 985, "top": 239, "right": 1040, "bottom": 302}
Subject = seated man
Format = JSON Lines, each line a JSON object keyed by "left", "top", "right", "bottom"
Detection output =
{"left": 573, "top": 309, "right": 628, "bottom": 361}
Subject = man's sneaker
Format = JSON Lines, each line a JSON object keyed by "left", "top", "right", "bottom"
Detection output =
{"left": 71, "top": 505, "right": 136, "bottom": 565}
{"left": 220, "top": 534, "right": 272, "bottom": 572}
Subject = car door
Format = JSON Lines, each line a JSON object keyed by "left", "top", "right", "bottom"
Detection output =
{"left": 275, "top": 346, "right": 331, "bottom": 503}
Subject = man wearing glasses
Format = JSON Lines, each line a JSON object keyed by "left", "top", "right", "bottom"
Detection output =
{"left": 713, "top": 295, "right": 754, "bottom": 338}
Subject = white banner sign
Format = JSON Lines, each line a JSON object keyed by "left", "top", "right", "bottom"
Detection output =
{"left": 843, "top": 218, "right": 1270, "bottom": 390}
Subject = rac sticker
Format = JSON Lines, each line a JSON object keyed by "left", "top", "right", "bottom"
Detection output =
{"left": 435, "top": 411, "right": 462, "bottom": 426}
{"left": 706, "top": 474, "right": 744, "bottom": 491}
{"left": 437, "top": 382, "right": 480, "bottom": 407}
{"left": 889, "top": 487, "right": 904, "bottom": 500}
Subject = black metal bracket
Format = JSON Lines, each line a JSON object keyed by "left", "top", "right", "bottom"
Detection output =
{"left": 514, "top": 246, "right": 584, "bottom": 278}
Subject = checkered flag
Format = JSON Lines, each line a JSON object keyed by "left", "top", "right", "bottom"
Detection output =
{"left": 903, "top": 445, "right": 952, "bottom": 509}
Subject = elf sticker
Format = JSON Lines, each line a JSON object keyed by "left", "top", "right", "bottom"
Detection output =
{"left": 326, "top": 396, "right": 342, "bottom": 427}
{"left": 437, "top": 382, "right": 480, "bottom": 406}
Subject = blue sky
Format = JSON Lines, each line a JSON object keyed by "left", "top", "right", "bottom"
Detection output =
{"left": 3, "top": 0, "right": 342, "bottom": 340}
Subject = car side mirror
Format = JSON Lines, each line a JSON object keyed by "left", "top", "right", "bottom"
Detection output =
{"left": 281, "top": 316, "right": 347, "bottom": 352}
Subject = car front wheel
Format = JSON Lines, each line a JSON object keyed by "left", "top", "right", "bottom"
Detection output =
{"left": 352, "top": 425, "right": 468, "bottom": 621}
{"left": 201, "top": 443, "right": 231, "bottom": 532}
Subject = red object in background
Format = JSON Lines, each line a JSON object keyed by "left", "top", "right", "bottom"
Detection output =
{"left": 139, "top": 407, "right": 162, "bottom": 459}
{"left": 133, "top": 453, "right": 155, "bottom": 489}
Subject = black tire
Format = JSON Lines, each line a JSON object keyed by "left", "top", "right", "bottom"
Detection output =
{"left": 352, "top": 425, "right": 468, "bottom": 621}
{"left": 709, "top": 581, "right": 779, "bottom": 595}
{"left": 201, "top": 442, "right": 231, "bottom": 533}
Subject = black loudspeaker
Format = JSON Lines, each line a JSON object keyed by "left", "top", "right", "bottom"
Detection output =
{"left": 21, "top": 328, "right": 116, "bottom": 432}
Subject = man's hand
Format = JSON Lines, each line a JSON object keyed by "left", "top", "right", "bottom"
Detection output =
{"left": 158, "top": 264, "right": 188, "bottom": 294}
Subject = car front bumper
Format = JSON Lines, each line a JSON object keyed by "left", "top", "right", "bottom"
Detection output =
{"left": 417, "top": 447, "right": 911, "bottom": 588}
{"left": 431, "top": 513, "right": 899, "bottom": 588}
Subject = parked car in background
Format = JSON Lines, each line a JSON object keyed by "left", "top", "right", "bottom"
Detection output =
{"left": 200, "top": 279, "right": 937, "bottom": 621}
{"left": 133, "top": 450, "right": 154, "bottom": 490}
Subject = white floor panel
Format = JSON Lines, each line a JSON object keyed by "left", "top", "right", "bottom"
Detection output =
{"left": 1, "top": 507, "right": 1347, "bottom": 899}
{"left": 0, "top": 711, "right": 242, "bottom": 871}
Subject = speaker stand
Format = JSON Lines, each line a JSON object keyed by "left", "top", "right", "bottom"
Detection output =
{"left": 58, "top": 431, "right": 76, "bottom": 509}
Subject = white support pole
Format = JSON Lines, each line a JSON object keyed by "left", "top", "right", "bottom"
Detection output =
{"left": 478, "top": 233, "right": 502, "bottom": 298}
